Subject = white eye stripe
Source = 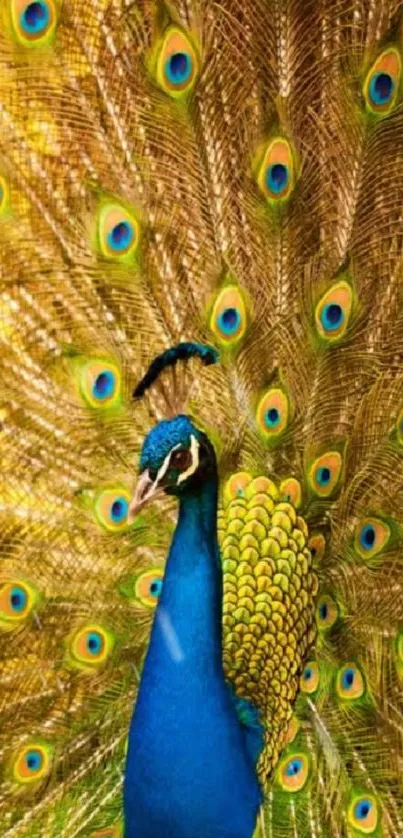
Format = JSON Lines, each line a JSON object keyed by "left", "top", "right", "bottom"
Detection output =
{"left": 155, "top": 443, "right": 181, "bottom": 486}
{"left": 177, "top": 435, "right": 199, "bottom": 484}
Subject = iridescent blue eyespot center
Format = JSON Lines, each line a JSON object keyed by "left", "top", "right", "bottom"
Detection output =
{"left": 321, "top": 303, "right": 343, "bottom": 331}
{"left": 342, "top": 668, "right": 355, "bottom": 689}
{"left": 319, "top": 602, "right": 328, "bottom": 620}
{"left": 10, "top": 586, "right": 27, "bottom": 612}
{"left": 107, "top": 221, "right": 134, "bottom": 252}
{"left": 149, "top": 579, "right": 163, "bottom": 597}
{"left": 25, "top": 750, "right": 42, "bottom": 772}
{"left": 317, "top": 466, "right": 331, "bottom": 485}
{"left": 265, "top": 163, "right": 288, "bottom": 194}
{"left": 360, "top": 524, "right": 375, "bottom": 550}
{"left": 265, "top": 407, "right": 280, "bottom": 428}
{"left": 93, "top": 371, "right": 115, "bottom": 400}
{"left": 369, "top": 72, "right": 394, "bottom": 105}
{"left": 110, "top": 498, "right": 128, "bottom": 523}
{"left": 354, "top": 799, "right": 372, "bottom": 820}
{"left": 165, "top": 52, "right": 192, "bottom": 85}
{"left": 285, "top": 758, "right": 302, "bottom": 777}
{"left": 218, "top": 307, "right": 240, "bottom": 335}
{"left": 303, "top": 667, "right": 312, "bottom": 680}
{"left": 86, "top": 632, "right": 102, "bottom": 655}
{"left": 21, "top": 2, "right": 50, "bottom": 34}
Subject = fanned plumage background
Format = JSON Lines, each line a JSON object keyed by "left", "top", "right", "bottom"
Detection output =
{"left": 0, "top": 0, "right": 403, "bottom": 835}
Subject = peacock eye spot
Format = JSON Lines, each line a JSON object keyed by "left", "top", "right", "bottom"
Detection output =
{"left": 317, "top": 466, "right": 331, "bottom": 484}
{"left": 109, "top": 221, "right": 134, "bottom": 251}
{"left": 134, "top": 569, "right": 164, "bottom": 607}
{"left": 355, "top": 799, "right": 372, "bottom": 819}
{"left": 110, "top": 498, "right": 128, "bottom": 523}
{"left": 219, "top": 307, "right": 240, "bottom": 335}
{"left": 316, "top": 595, "right": 338, "bottom": 630}
{"left": 111, "top": 500, "right": 123, "bottom": 517}
{"left": 370, "top": 72, "right": 393, "bottom": 105}
{"left": 95, "top": 373, "right": 108, "bottom": 392}
{"left": 10, "top": 587, "right": 27, "bottom": 611}
{"left": 266, "top": 163, "right": 288, "bottom": 194}
{"left": 337, "top": 662, "right": 365, "bottom": 700}
{"left": 285, "top": 758, "right": 302, "bottom": 776}
{"left": 211, "top": 286, "right": 246, "bottom": 344}
{"left": 86, "top": 631, "right": 103, "bottom": 655}
{"left": 343, "top": 668, "right": 354, "bottom": 687}
{"left": 300, "top": 660, "right": 320, "bottom": 693}
{"left": 93, "top": 371, "right": 115, "bottom": 400}
{"left": 324, "top": 303, "right": 342, "bottom": 326}
{"left": 265, "top": 407, "right": 280, "bottom": 428}
{"left": 69, "top": 624, "right": 113, "bottom": 669}
{"left": 360, "top": 524, "right": 375, "bottom": 549}
{"left": 278, "top": 751, "right": 309, "bottom": 791}
{"left": 320, "top": 302, "right": 344, "bottom": 333}
{"left": 97, "top": 203, "right": 139, "bottom": 261}
{"left": 149, "top": 579, "right": 162, "bottom": 597}
{"left": 26, "top": 751, "right": 41, "bottom": 770}
{"left": 155, "top": 27, "right": 198, "bottom": 97}
{"left": 22, "top": 2, "right": 49, "bottom": 34}
{"left": 24, "top": 748, "right": 43, "bottom": 773}
{"left": 355, "top": 517, "right": 390, "bottom": 559}
{"left": 166, "top": 52, "right": 192, "bottom": 84}
{"left": 319, "top": 602, "right": 328, "bottom": 620}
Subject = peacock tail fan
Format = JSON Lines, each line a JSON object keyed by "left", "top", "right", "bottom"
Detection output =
{"left": 0, "top": 0, "right": 403, "bottom": 835}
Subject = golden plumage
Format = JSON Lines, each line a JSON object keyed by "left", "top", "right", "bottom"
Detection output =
{"left": 219, "top": 475, "right": 317, "bottom": 780}
{"left": 0, "top": 0, "right": 403, "bottom": 835}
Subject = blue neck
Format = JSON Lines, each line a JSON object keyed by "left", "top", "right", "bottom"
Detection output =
{"left": 124, "top": 472, "right": 262, "bottom": 838}
{"left": 173, "top": 473, "right": 219, "bottom": 555}
{"left": 149, "top": 477, "right": 222, "bottom": 677}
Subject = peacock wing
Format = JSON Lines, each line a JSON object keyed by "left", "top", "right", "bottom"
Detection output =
{"left": 219, "top": 472, "right": 317, "bottom": 782}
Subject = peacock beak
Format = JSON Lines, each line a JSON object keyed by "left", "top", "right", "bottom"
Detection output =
{"left": 128, "top": 469, "right": 165, "bottom": 521}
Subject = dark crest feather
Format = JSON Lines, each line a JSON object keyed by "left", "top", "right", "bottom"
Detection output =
{"left": 133, "top": 343, "right": 219, "bottom": 399}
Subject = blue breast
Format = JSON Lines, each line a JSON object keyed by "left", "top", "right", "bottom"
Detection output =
{"left": 124, "top": 481, "right": 262, "bottom": 838}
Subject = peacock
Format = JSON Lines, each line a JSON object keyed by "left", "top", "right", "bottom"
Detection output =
{"left": 1, "top": 0, "right": 403, "bottom": 835}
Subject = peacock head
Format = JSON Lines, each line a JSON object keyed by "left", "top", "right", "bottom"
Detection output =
{"left": 128, "top": 415, "right": 217, "bottom": 520}
{"left": 129, "top": 343, "right": 219, "bottom": 519}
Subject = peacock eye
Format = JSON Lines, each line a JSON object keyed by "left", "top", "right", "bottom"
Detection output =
{"left": 363, "top": 47, "right": 401, "bottom": 116}
{"left": 11, "top": 0, "right": 58, "bottom": 46}
{"left": 170, "top": 448, "right": 192, "bottom": 471}
{"left": 256, "top": 137, "right": 296, "bottom": 202}
{"left": 154, "top": 26, "right": 199, "bottom": 98}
